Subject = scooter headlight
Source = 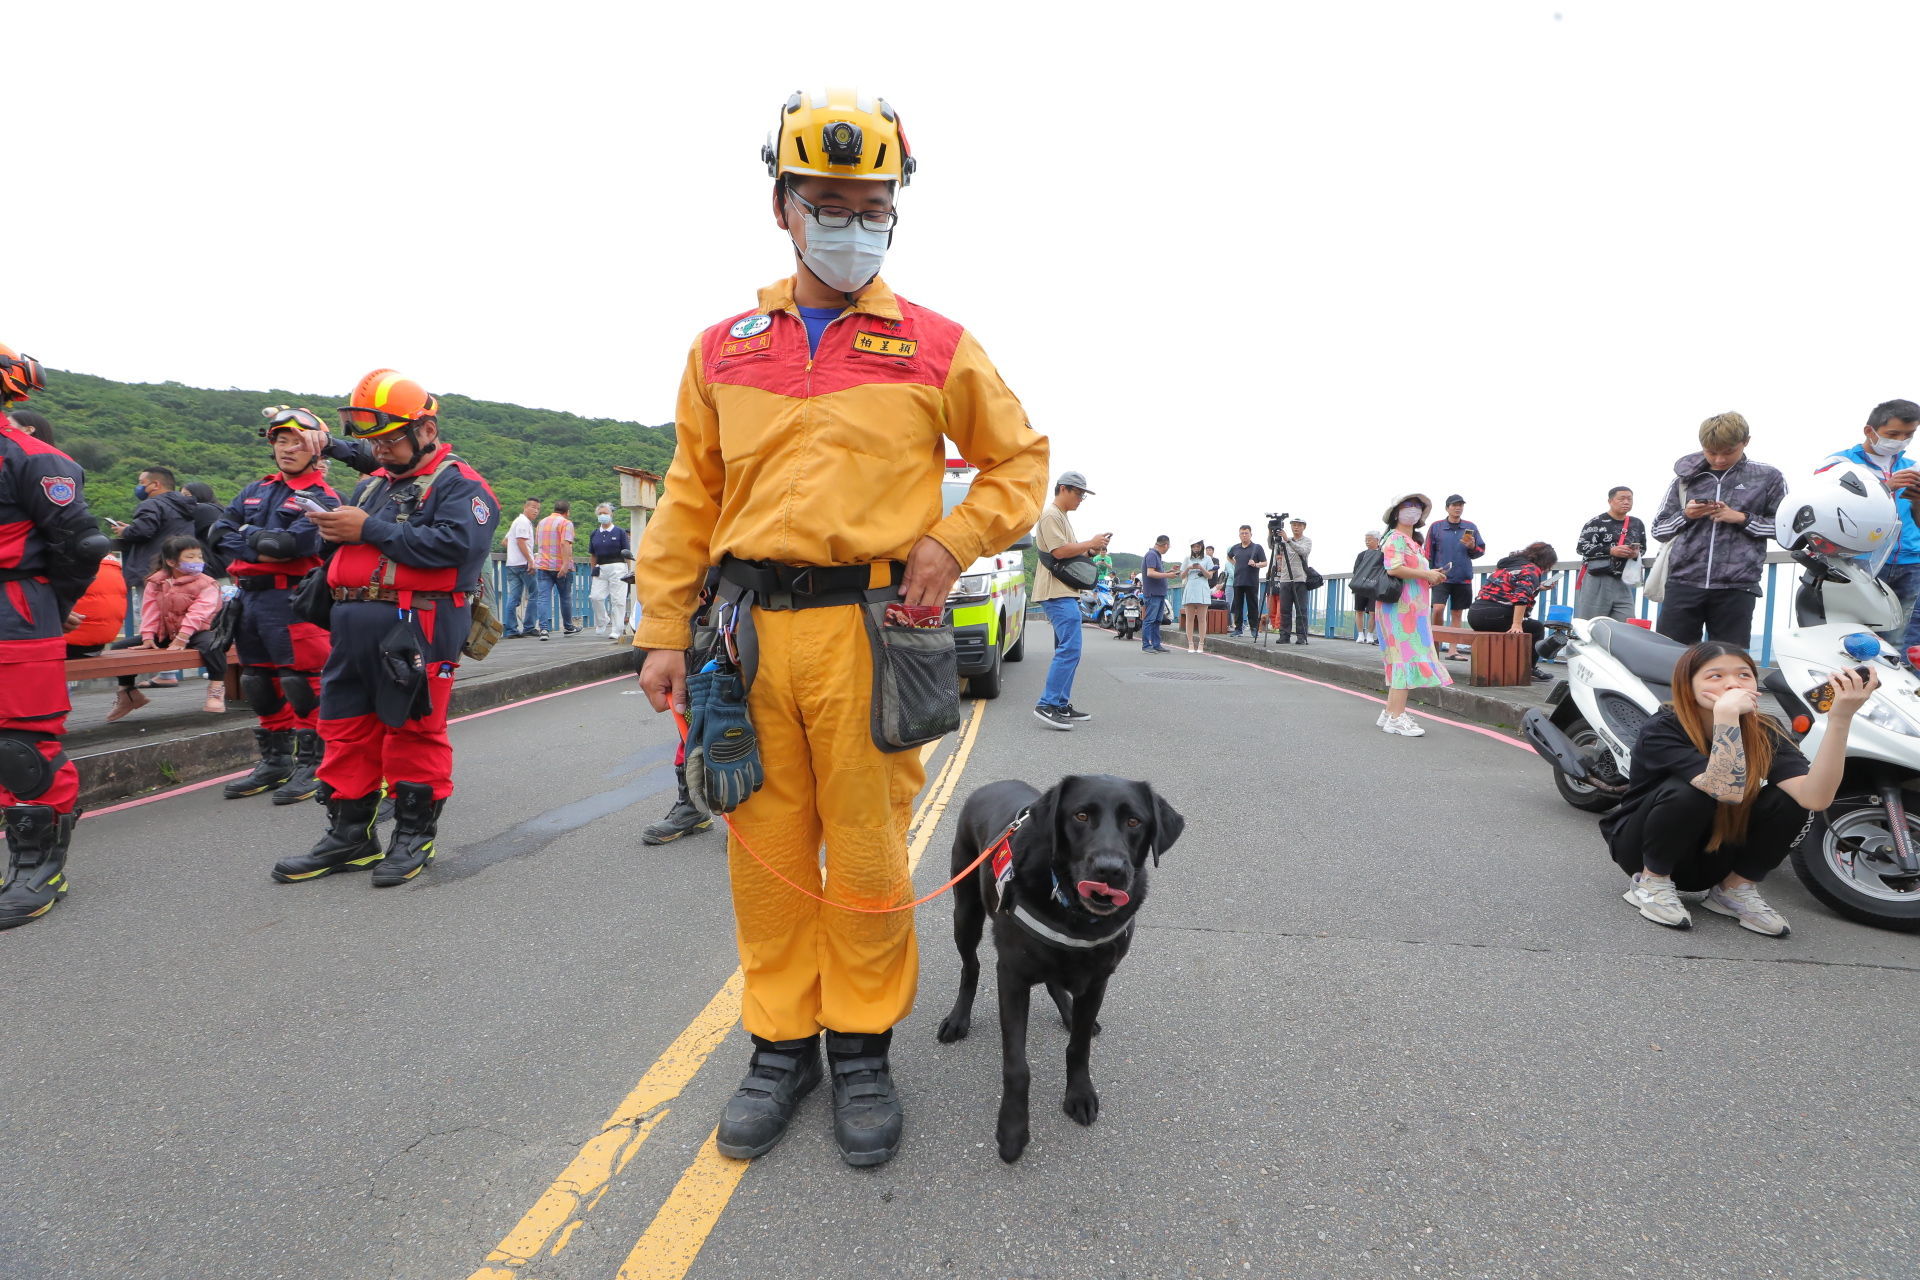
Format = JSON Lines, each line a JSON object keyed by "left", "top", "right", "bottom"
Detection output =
{"left": 1860, "top": 698, "right": 1920, "bottom": 738}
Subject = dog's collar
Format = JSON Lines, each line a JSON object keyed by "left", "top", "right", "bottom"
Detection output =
{"left": 1009, "top": 903, "right": 1134, "bottom": 950}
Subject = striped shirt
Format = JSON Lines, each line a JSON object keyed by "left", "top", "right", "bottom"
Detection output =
{"left": 533, "top": 514, "right": 574, "bottom": 572}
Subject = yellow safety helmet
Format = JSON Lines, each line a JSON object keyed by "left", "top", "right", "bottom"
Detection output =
{"left": 762, "top": 87, "right": 915, "bottom": 187}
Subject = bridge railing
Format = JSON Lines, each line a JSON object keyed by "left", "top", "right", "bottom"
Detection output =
{"left": 1299, "top": 550, "right": 1808, "bottom": 667}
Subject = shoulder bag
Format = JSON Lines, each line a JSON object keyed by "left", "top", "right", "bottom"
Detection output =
{"left": 1038, "top": 549, "right": 1101, "bottom": 592}
{"left": 1349, "top": 552, "right": 1402, "bottom": 605}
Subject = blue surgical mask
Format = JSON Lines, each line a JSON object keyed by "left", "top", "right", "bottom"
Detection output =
{"left": 598, "top": 513, "right": 613, "bottom": 526}
{"left": 134, "top": 484, "right": 149, "bottom": 501}
{"left": 178, "top": 561, "right": 205, "bottom": 574}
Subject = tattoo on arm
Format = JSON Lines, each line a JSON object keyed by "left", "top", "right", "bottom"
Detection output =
{"left": 1692, "top": 724, "right": 1748, "bottom": 802}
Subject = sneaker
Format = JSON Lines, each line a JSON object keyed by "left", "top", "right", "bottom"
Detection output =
{"left": 1623, "top": 874, "right": 1692, "bottom": 929}
{"left": 1061, "top": 703, "right": 1093, "bottom": 722}
{"left": 1033, "top": 705, "right": 1074, "bottom": 731}
{"left": 1703, "top": 882, "right": 1790, "bottom": 937}
{"left": 1375, "top": 709, "right": 1390, "bottom": 728}
{"left": 1382, "top": 714, "right": 1426, "bottom": 737}
{"left": 537, "top": 629, "right": 551, "bottom": 642}
{"left": 715, "top": 1035, "right": 824, "bottom": 1160}
{"left": 564, "top": 626, "right": 582, "bottom": 635}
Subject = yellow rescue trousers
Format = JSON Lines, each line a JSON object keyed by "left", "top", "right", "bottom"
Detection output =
{"left": 728, "top": 604, "right": 927, "bottom": 1041}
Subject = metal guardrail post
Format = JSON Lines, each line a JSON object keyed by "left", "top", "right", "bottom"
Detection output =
{"left": 1760, "top": 560, "right": 1778, "bottom": 666}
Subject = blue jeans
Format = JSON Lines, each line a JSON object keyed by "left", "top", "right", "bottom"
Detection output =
{"left": 1879, "top": 560, "right": 1920, "bottom": 649}
{"left": 1039, "top": 597, "right": 1083, "bottom": 709}
{"left": 536, "top": 568, "right": 572, "bottom": 632}
{"left": 1141, "top": 594, "right": 1166, "bottom": 649}
{"left": 502, "top": 564, "right": 533, "bottom": 634}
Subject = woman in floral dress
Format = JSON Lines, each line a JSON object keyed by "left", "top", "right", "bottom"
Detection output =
{"left": 1376, "top": 493, "right": 1451, "bottom": 737}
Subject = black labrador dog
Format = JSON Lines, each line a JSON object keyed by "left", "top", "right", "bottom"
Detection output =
{"left": 936, "top": 774, "right": 1184, "bottom": 1162}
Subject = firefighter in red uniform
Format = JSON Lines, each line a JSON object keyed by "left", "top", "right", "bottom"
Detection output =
{"left": 0, "top": 343, "right": 110, "bottom": 929}
{"left": 211, "top": 407, "right": 341, "bottom": 803}
{"left": 271, "top": 371, "right": 500, "bottom": 887}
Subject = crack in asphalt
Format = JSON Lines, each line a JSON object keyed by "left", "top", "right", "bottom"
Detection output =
{"left": 368, "top": 1124, "right": 523, "bottom": 1280}
{"left": 1137, "top": 921, "right": 1920, "bottom": 975}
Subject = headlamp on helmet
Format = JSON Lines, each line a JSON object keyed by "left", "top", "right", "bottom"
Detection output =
{"left": 762, "top": 87, "right": 915, "bottom": 186}
{"left": 0, "top": 344, "right": 46, "bottom": 404}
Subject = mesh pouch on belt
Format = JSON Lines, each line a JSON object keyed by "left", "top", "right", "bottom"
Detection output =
{"left": 862, "top": 600, "right": 961, "bottom": 752}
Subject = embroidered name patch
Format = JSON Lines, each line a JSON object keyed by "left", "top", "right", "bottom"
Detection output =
{"left": 728, "top": 315, "right": 772, "bottom": 339}
{"left": 855, "top": 331, "right": 916, "bottom": 358}
{"left": 39, "top": 476, "right": 77, "bottom": 506}
{"left": 721, "top": 334, "right": 773, "bottom": 357}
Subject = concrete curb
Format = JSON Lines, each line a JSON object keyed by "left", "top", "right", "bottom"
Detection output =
{"left": 1210, "top": 638, "right": 1534, "bottom": 729}
{"left": 71, "top": 649, "right": 635, "bottom": 808}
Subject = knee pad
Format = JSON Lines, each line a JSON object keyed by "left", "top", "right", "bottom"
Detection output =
{"left": 0, "top": 732, "right": 66, "bottom": 802}
{"left": 279, "top": 672, "right": 319, "bottom": 718}
{"left": 241, "top": 668, "right": 286, "bottom": 713}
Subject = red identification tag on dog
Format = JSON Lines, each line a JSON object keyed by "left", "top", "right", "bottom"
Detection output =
{"left": 985, "top": 833, "right": 1016, "bottom": 913}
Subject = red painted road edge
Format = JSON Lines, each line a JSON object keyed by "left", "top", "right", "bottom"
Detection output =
{"left": 1204, "top": 649, "right": 1533, "bottom": 751}
{"left": 80, "top": 673, "right": 633, "bottom": 820}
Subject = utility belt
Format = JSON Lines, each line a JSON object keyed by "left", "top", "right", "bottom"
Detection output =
{"left": 331, "top": 586, "right": 459, "bottom": 605}
{"left": 718, "top": 556, "right": 905, "bottom": 611}
{"left": 709, "top": 555, "right": 956, "bottom": 755}
{"left": 236, "top": 573, "right": 295, "bottom": 591}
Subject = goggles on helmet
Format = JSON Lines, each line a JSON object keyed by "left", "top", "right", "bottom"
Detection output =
{"left": 259, "top": 405, "right": 328, "bottom": 439}
{"left": 337, "top": 405, "right": 422, "bottom": 439}
{"left": 0, "top": 352, "right": 46, "bottom": 401}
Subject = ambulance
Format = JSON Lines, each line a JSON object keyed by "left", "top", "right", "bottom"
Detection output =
{"left": 941, "top": 459, "right": 1030, "bottom": 698}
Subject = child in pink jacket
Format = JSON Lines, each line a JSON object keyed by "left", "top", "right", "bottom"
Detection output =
{"left": 106, "top": 536, "right": 229, "bottom": 720}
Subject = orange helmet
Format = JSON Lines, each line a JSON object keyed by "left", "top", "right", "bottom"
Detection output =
{"left": 0, "top": 342, "right": 45, "bottom": 404}
{"left": 338, "top": 369, "right": 438, "bottom": 439}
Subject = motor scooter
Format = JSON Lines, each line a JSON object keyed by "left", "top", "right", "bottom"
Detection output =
{"left": 1111, "top": 584, "right": 1144, "bottom": 640}
{"left": 1079, "top": 578, "right": 1116, "bottom": 629}
{"left": 1521, "top": 547, "right": 1920, "bottom": 931}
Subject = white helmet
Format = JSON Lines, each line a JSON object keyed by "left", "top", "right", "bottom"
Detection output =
{"left": 1778, "top": 460, "right": 1901, "bottom": 561}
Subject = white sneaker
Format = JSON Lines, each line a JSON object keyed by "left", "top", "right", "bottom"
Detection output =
{"left": 1703, "top": 882, "right": 1790, "bottom": 937}
{"left": 1375, "top": 709, "right": 1390, "bottom": 727}
{"left": 1382, "top": 713, "right": 1425, "bottom": 737}
{"left": 1623, "top": 874, "right": 1692, "bottom": 929}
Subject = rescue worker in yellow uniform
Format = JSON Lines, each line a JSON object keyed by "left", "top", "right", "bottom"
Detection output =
{"left": 637, "top": 88, "right": 1047, "bottom": 1168}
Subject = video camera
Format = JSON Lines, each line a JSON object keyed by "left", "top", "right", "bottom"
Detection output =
{"left": 1265, "top": 512, "right": 1289, "bottom": 544}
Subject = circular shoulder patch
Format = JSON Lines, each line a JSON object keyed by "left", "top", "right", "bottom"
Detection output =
{"left": 472, "top": 496, "right": 491, "bottom": 525}
{"left": 728, "top": 315, "right": 773, "bottom": 340}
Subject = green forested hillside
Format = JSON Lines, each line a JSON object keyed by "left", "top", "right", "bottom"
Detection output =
{"left": 25, "top": 370, "right": 677, "bottom": 524}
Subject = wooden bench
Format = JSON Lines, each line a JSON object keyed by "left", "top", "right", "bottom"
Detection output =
{"left": 1432, "top": 624, "right": 1532, "bottom": 687}
{"left": 65, "top": 648, "right": 247, "bottom": 703}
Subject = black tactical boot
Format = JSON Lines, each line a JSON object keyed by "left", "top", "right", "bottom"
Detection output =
{"left": 270, "top": 729, "right": 324, "bottom": 805}
{"left": 825, "top": 1028, "right": 902, "bottom": 1167}
{"left": 272, "top": 789, "right": 383, "bottom": 882}
{"left": 641, "top": 774, "right": 712, "bottom": 846}
{"left": 0, "top": 806, "right": 76, "bottom": 930}
{"left": 372, "top": 782, "right": 442, "bottom": 887}
{"left": 224, "top": 728, "right": 295, "bottom": 799}
{"left": 715, "top": 1034, "right": 823, "bottom": 1159}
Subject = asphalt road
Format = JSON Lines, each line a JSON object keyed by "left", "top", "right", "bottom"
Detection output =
{"left": 5, "top": 630, "right": 1917, "bottom": 1280}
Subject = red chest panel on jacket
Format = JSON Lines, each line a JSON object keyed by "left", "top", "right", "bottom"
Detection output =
{"left": 702, "top": 299, "right": 964, "bottom": 398}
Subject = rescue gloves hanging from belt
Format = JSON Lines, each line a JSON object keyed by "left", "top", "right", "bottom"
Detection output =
{"left": 683, "top": 665, "right": 764, "bottom": 817}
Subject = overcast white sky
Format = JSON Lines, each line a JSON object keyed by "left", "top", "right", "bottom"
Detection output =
{"left": 15, "top": 2, "right": 1920, "bottom": 565}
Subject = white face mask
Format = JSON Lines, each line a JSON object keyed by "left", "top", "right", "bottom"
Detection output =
{"left": 791, "top": 197, "right": 890, "bottom": 293}
{"left": 1868, "top": 431, "right": 1907, "bottom": 460}
{"left": 597, "top": 513, "right": 613, "bottom": 526}
{"left": 1398, "top": 505, "right": 1424, "bottom": 526}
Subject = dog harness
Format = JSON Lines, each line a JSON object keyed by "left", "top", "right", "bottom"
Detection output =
{"left": 982, "top": 808, "right": 1138, "bottom": 950}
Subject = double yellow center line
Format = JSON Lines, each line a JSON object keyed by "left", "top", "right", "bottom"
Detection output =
{"left": 468, "top": 698, "right": 987, "bottom": 1279}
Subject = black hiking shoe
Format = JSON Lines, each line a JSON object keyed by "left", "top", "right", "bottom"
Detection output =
{"left": 715, "top": 1034, "right": 823, "bottom": 1159}
{"left": 642, "top": 798, "right": 712, "bottom": 845}
{"left": 0, "top": 806, "right": 76, "bottom": 931}
{"left": 271, "top": 729, "right": 324, "bottom": 805}
{"left": 272, "top": 788, "right": 383, "bottom": 882}
{"left": 224, "top": 728, "right": 295, "bottom": 799}
{"left": 826, "top": 1029, "right": 902, "bottom": 1168}
{"left": 372, "top": 782, "right": 443, "bottom": 887}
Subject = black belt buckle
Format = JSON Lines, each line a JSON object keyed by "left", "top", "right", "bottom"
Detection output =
{"left": 788, "top": 567, "right": 817, "bottom": 597}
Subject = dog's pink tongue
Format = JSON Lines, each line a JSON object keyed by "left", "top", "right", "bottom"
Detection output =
{"left": 1078, "top": 880, "right": 1130, "bottom": 906}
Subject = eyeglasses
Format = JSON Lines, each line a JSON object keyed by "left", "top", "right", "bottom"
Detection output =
{"left": 787, "top": 189, "right": 898, "bottom": 233}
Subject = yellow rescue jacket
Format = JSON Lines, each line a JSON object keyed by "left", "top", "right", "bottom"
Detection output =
{"left": 634, "top": 277, "right": 1050, "bottom": 651}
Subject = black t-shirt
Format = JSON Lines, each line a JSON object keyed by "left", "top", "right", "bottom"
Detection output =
{"left": 1225, "top": 541, "right": 1266, "bottom": 587}
{"left": 1600, "top": 708, "right": 1810, "bottom": 838}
